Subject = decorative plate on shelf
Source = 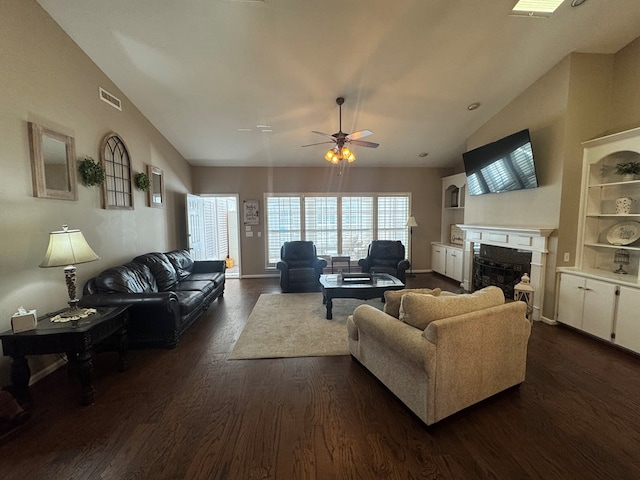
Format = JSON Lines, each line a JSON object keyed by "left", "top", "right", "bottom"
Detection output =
{"left": 606, "top": 221, "right": 640, "bottom": 245}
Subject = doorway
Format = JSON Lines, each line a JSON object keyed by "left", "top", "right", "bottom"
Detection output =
{"left": 186, "top": 194, "right": 240, "bottom": 278}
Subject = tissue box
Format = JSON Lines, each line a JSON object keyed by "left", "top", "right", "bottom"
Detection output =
{"left": 11, "top": 310, "right": 37, "bottom": 333}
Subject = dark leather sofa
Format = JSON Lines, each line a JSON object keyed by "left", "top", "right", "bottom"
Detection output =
{"left": 79, "top": 250, "right": 225, "bottom": 348}
{"left": 276, "top": 241, "right": 327, "bottom": 292}
{"left": 358, "top": 240, "right": 411, "bottom": 282}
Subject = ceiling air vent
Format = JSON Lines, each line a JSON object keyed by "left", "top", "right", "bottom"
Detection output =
{"left": 99, "top": 87, "right": 122, "bottom": 111}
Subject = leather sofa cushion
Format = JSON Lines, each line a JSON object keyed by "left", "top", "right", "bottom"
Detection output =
{"left": 133, "top": 253, "right": 178, "bottom": 291}
{"left": 399, "top": 286, "right": 505, "bottom": 330}
{"left": 176, "top": 280, "right": 216, "bottom": 296}
{"left": 165, "top": 250, "right": 194, "bottom": 281}
{"left": 186, "top": 272, "right": 224, "bottom": 286}
{"left": 383, "top": 288, "right": 441, "bottom": 319}
{"left": 174, "top": 290, "right": 204, "bottom": 316}
{"left": 94, "top": 262, "right": 158, "bottom": 294}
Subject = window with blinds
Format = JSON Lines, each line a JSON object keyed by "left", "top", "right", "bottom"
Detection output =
{"left": 265, "top": 193, "right": 410, "bottom": 266}
{"left": 266, "top": 196, "right": 302, "bottom": 263}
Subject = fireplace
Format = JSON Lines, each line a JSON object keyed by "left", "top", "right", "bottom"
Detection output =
{"left": 458, "top": 225, "right": 554, "bottom": 321}
{"left": 472, "top": 244, "right": 532, "bottom": 299}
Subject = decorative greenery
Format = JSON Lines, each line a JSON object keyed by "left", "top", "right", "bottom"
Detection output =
{"left": 134, "top": 172, "right": 150, "bottom": 191}
{"left": 615, "top": 161, "right": 640, "bottom": 176}
{"left": 78, "top": 157, "right": 105, "bottom": 186}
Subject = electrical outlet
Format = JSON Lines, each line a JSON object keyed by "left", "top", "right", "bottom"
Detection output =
{"left": 564, "top": 252, "right": 570, "bottom": 262}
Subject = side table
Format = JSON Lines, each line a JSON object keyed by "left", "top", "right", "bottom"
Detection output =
{"left": 0, "top": 305, "right": 130, "bottom": 407}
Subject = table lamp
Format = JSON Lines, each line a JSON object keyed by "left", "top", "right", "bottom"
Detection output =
{"left": 40, "top": 225, "right": 99, "bottom": 318}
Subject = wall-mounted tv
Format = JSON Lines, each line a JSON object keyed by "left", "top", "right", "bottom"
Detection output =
{"left": 462, "top": 129, "right": 539, "bottom": 196}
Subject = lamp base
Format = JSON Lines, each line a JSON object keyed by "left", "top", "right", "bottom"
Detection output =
{"left": 58, "top": 299, "right": 95, "bottom": 318}
{"left": 614, "top": 265, "right": 628, "bottom": 274}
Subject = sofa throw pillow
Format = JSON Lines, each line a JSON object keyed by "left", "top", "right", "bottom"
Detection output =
{"left": 399, "top": 286, "right": 505, "bottom": 330}
{"left": 132, "top": 252, "right": 178, "bottom": 291}
{"left": 165, "top": 250, "right": 194, "bottom": 281}
{"left": 383, "top": 288, "right": 441, "bottom": 319}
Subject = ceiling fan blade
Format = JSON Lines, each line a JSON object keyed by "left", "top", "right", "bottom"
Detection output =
{"left": 347, "top": 129, "right": 373, "bottom": 140}
{"left": 311, "top": 131, "right": 337, "bottom": 140}
{"left": 350, "top": 139, "right": 379, "bottom": 148}
{"left": 301, "top": 141, "right": 335, "bottom": 147}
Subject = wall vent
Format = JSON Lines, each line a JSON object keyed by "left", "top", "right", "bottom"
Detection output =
{"left": 99, "top": 87, "right": 122, "bottom": 111}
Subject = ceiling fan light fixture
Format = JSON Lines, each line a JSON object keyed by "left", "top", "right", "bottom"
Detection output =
{"left": 325, "top": 147, "right": 356, "bottom": 164}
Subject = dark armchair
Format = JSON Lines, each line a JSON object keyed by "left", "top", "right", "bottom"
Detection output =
{"left": 358, "top": 240, "right": 411, "bottom": 282}
{"left": 277, "top": 241, "right": 328, "bottom": 292}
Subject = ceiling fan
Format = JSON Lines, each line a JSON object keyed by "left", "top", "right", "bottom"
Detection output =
{"left": 302, "top": 97, "right": 379, "bottom": 164}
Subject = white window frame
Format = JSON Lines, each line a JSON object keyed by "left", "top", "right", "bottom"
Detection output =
{"left": 264, "top": 192, "right": 411, "bottom": 267}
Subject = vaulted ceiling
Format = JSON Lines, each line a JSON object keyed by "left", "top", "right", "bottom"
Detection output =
{"left": 37, "top": 0, "right": 640, "bottom": 168}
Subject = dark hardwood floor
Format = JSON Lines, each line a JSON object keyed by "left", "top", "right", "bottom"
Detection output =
{"left": 1, "top": 273, "right": 639, "bottom": 479}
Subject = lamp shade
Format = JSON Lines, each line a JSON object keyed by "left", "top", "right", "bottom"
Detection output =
{"left": 406, "top": 216, "right": 418, "bottom": 228}
{"left": 40, "top": 225, "right": 99, "bottom": 268}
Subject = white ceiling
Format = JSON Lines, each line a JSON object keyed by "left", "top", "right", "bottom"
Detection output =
{"left": 37, "top": 0, "right": 640, "bottom": 168}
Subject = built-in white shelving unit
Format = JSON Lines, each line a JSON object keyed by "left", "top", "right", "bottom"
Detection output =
{"left": 557, "top": 126, "right": 640, "bottom": 354}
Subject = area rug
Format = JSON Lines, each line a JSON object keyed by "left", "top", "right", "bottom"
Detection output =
{"left": 229, "top": 293, "right": 384, "bottom": 360}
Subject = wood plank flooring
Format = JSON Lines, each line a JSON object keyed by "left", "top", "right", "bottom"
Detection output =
{"left": 1, "top": 273, "right": 639, "bottom": 479}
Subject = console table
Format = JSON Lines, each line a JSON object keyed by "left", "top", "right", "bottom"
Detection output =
{"left": 0, "top": 305, "right": 130, "bottom": 407}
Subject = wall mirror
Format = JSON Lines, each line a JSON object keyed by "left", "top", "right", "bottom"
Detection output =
{"left": 28, "top": 122, "right": 77, "bottom": 200}
{"left": 148, "top": 165, "right": 164, "bottom": 208}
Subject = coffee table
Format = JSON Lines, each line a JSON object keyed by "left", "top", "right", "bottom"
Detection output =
{"left": 319, "top": 273, "right": 405, "bottom": 319}
{"left": 0, "top": 305, "right": 130, "bottom": 407}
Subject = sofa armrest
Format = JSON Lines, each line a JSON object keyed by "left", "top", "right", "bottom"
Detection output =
{"left": 192, "top": 260, "right": 226, "bottom": 274}
{"left": 351, "top": 305, "right": 435, "bottom": 370}
{"left": 397, "top": 259, "right": 410, "bottom": 271}
{"left": 79, "top": 291, "right": 179, "bottom": 310}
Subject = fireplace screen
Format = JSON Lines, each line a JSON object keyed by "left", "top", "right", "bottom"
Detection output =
{"left": 472, "top": 244, "right": 532, "bottom": 299}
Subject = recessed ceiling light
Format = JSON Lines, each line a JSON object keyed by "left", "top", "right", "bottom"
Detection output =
{"left": 419, "top": 152, "right": 429, "bottom": 158}
{"left": 256, "top": 124, "right": 271, "bottom": 129}
{"left": 571, "top": 0, "right": 587, "bottom": 6}
{"left": 511, "top": 0, "right": 564, "bottom": 17}
{"left": 467, "top": 102, "right": 481, "bottom": 111}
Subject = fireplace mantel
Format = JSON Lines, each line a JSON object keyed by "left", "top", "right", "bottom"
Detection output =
{"left": 458, "top": 225, "right": 555, "bottom": 321}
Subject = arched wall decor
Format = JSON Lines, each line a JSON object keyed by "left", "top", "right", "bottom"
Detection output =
{"left": 100, "top": 132, "right": 133, "bottom": 210}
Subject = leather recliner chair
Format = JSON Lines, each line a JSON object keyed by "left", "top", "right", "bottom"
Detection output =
{"left": 277, "top": 241, "right": 327, "bottom": 292}
{"left": 358, "top": 240, "right": 410, "bottom": 282}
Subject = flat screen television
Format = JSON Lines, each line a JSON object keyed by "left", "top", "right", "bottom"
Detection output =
{"left": 462, "top": 129, "right": 539, "bottom": 195}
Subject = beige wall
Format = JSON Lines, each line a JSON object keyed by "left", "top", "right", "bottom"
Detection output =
{"left": 191, "top": 166, "right": 450, "bottom": 276}
{"left": 0, "top": 1, "right": 192, "bottom": 381}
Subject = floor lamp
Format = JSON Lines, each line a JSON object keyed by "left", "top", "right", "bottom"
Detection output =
{"left": 406, "top": 216, "right": 418, "bottom": 277}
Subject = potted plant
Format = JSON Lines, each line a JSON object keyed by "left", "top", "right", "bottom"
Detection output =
{"left": 78, "top": 157, "right": 105, "bottom": 187}
{"left": 614, "top": 161, "right": 640, "bottom": 180}
{"left": 134, "top": 172, "right": 150, "bottom": 191}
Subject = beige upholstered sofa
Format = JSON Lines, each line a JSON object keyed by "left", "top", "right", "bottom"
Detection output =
{"left": 346, "top": 286, "right": 531, "bottom": 426}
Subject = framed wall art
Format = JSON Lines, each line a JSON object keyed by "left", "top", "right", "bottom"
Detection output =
{"left": 243, "top": 200, "right": 259, "bottom": 225}
{"left": 450, "top": 224, "right": 464, "bottom": 245}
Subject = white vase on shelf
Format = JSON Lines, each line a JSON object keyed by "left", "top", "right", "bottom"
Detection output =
{"left": 616, "top": 197, "right": 633, "bottom": 214}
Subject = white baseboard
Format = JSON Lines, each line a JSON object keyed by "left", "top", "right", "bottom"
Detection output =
{"left": 539, "top": 315, "right": 558, "bottom": 325}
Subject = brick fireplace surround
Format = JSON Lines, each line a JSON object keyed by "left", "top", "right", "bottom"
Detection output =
{"left": 458, "top": 225, "right": 554, "bottom": 322}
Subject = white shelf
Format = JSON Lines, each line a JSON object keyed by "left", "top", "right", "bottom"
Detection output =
{"left": 584, "top": 242, "right": 640, "bottom": 251}
{"left": 577, "top": 126, "right": 640, "bottom": 284}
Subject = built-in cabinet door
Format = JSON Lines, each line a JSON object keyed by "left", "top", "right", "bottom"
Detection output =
{"left": 581, "top": 278, "right": 616, "bottom": 341}
{"left": 557, "top": 274, "right": 587, "bottom": 329}
{"left": 446, "top": 247, "right": 463, "bottom": 282}
{"left": 616, "top": 286, "right": 640, "bottom": 352}
{"left": 431, "top": 244, "right": 446, "bottom": 276}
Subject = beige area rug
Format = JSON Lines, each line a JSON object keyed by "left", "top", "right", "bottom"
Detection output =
{"left": 229, "top": 293, "right": 384, "bottom": 360}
